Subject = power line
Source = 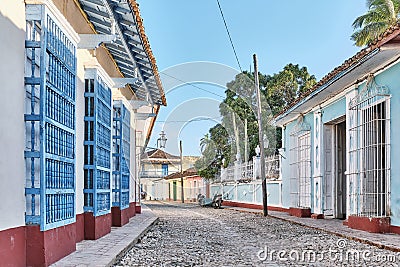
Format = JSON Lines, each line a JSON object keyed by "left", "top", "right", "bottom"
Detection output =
{"left": 160, "top": 72, "right": 225, "bottom": 98}
{"left": 155, "top": 117, "right": 222, "bottom": 123}
{"left": 216, "top": 0, "right": 242, "bottom": 72}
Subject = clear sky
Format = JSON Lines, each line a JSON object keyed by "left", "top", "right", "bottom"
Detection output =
{"left": 138, "top": 1, "right": 368, "bottom": 156}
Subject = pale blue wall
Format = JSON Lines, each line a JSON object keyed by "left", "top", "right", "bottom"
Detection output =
{"left": 223, "top": 184, "right": 236, "bottom": 201}
{"left": 237, "top": 184, "right": 254, "bottom": 202}
{"left": 322, "top": 97, "right": 346, "bottom": 124}
{"left": 210, "top": 182, "right": 280, "bottom": 206}
{"left": 267, "top": 182, "right": 281, "bottom": 206}
{"left": 374, "top": 62, "right": 400, "bottom": 227}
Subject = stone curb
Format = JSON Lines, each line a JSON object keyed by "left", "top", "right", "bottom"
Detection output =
{"left": 226, "top": 206, "right": 400, "bottom": 253}
{"left": 108, "top": 215, "right": 159, "bottom": 266}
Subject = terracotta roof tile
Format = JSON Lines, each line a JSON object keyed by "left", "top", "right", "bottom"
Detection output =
{"left": 275, "top": 24, "right": 400, "bottom": 118}
{"left": 164, "top": 167, "right": 199, "bottom": 180}
{"left": 130, "top": 0, "right": 166, "bottom": 106}
{"left": 144, "top": 149, "right": 180, "bottom": 160}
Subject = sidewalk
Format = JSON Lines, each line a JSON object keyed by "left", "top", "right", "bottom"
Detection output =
{"left": 226, "top": 206, "right": 400, "bottom": 252}
{"left": 51, "top": 205, "right": 158, "bottom": 267}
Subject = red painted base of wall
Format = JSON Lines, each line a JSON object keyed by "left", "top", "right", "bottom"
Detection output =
{"left": 289, "top": 207, "right": 311, "bottom": 218}
{"left": 348, "top": 216, "right": 391, "bottom": 233}
{"left": 223, "top": 201, "right": 262, "bottom": 210}
{"left": 128, "top": 202, "right": 136, "bottom": 218}
{"left": 390, "top": 225, "right": 400, "bottom": 235}
{"left": 84, "top": 212, "right": 111, "bottom": 240}
{"left": 135, "top": 204, "right": 142, "bottom": 214}
{"left": 223, "top": 201, "right": 290, "bottom": 212}
{"left": 311, "top": 213, "right": 324, "bottom": 219}
{"left": 111, "top": 207, "right": 130, "bottom": 227}
{"left": 75, "top": 213, "right": 85, "bottom": 243}
{"left": 267, "top": 206, "right": 290, "bottom": 212}
{"left": 26, "top": 223, "right": 76, "bottom": 267}
{"left": 0, "top": 226, "right": 26, "bottom": 267}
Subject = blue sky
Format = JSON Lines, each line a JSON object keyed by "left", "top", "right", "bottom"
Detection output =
{"left": 138, "top": 1, "right": 367, "bottom": 156}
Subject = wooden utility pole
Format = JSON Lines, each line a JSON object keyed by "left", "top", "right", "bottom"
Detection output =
{"left": 180, "top": 140, "right": 184, "bottom": 203}
{"left": 253, "top": 54, "right": 268, "bottom": 216}
{"left": 244, "top": 118, "right": 248, "bottom": 163}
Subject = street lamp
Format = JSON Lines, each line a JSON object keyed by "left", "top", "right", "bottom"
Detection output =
{"left": 157, "top": 131, "right": 167, "bottom": 149}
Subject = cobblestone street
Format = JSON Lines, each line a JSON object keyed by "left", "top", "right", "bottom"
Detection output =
{"left": 115, "top": 202, "right": 400, "bottom": 266}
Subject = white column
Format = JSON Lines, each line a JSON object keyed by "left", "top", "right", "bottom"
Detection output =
{"left": 234, "top": 160, "right": 241, "bottom": 182}
{"left": 346, "top": 88, "right": 358, "bottom": 218}
{"left": 221, "top": 165, "right": 227, "bottom": 182}
{"left": 253, "top": 156, "right": 261, "bottom": 180}
{"left": 313, "top": 110, "right": 323, "bottom": 214}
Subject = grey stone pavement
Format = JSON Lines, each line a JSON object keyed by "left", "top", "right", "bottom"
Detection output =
{"left": 229, "top": 206, "right": 400, "bottom": 252}
{"left": 116, "top": 202, "right": 400, "bottom": 266}
{"left": 52, "top": 202, "right": 400, "bottom": 266}
{"left": 51, "top": 205, "right": 158, "bottom": 267}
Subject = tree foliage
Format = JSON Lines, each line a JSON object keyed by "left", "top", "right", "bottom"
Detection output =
{"left": 194, "top": 124, "right": 229, "bottom": 179}
{"left": 352, "top": 0, "right": 400, "bottom": 46}
{"left": 264, "top": 64, "right": 316, "bottom": 115}
{"left": 195, "top": 64, "right": 316, "bottom": 180}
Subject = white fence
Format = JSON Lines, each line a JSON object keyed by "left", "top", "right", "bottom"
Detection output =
{"left": 220, "top": 155, "right": 280, "bottom": 182}
{"left": 210, "top": 179, "right": 283, "bottom": 207}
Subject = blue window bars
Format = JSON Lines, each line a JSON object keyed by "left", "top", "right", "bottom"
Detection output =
{"left": 83, "top": 74, "right": 112, "bottom": 216}
{"left": 112, "top": 101, "right": 131, "bottom": 209}
{"left": 25, "top": 6, "right": 76, "bottom": 231}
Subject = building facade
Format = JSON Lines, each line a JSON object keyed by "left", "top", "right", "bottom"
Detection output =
{"left": 140, "top": 149, "right": 181, "bottom": 200}
{"left": 0, "top": 0, "right": 165, "bottom": 266}
{"left": 211, "top": 26, "right": 400, "bottom": 235}
{"left": 139, "top": 150, "right": 199, "bottom": 200}
{"left": 274, "top": 26, "right": 400, "bottom": 233}
{"left": 164, "top": 167, "right": 208, "bottom": 202}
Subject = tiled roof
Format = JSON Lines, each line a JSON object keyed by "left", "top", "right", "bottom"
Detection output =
{"left": 143, "top": 149, "right": 180, "bottom": 160}
{"left": 164, "top": 167, "right": 198, "bottom": 180}
{"left": 276, "top": 24, "right": 400, "bottom": 118}
{"left": 77, "top": 0, "right": 166, "bottom": 106}
{"left": 130, "top": 0, "right": 166, "bottom": 106}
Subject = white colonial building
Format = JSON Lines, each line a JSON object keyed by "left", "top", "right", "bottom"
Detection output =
{"left": 0, "top": 0, "right": 165, "bottom": 266}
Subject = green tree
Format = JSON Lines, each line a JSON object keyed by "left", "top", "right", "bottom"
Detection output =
{"left": 351, "top": 0, "right": 400, "bottom": 46}
{"left": 196, "top": 64, "right": 316, "bottom": 178}
{"left": 264, "top": 64, "right": 316, "bottom": 115}
{"left": 195, "top": 124, "right": 229, "bottom": 180}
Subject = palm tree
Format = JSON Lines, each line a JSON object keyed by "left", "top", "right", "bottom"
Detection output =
{"left": 199, "top": 133, "right": 211, "bottom": 154}
{"left": 351, "top": 0, "right": 400, "bottom": 46}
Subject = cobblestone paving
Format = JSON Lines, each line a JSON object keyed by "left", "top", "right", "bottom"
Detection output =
{"left": 115, "top": 202, "right": 400, "bottom": 266}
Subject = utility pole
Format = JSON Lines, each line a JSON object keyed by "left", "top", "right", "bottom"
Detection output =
{"left": 254, "top": 54, "right": 268, "bottom": 216}
{"left": 244, "top": 118, "right": 248, "bottom": 163}
{"left": 180, "top": 140, "right": 184, "bottom": 203}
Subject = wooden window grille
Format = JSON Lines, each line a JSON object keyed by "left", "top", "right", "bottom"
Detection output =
{"left": 25, "top": 5, "right": 76, "bottom": 230}
{"left": 112, "top": 101, "right": 131, "bottom": 209}
{"left": 83, "top": 75, "right": 112, "bottom": 216}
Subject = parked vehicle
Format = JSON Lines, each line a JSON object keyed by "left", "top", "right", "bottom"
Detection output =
{"left": 197, "top": 193, "right": 223, "bottom": 209}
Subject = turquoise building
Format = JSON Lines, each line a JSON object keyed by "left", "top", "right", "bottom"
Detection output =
{"left": 274, "top": 26, "right": 400, "bottom": 233}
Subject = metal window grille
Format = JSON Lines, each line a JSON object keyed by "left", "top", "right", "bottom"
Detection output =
{"left": 348, "top": 77, "right": 391, "bottom": 217}
{"left": 83, "top": 76, "right": 112, "bottom": 216}
{"left": 25, "top": 5, "right": 76, "bottom": 230}
{"left": 112, "top": 101, "right": 131, "bottom": 209}
{"left": 289, "top": 116, "right": 312, "bottom": 208}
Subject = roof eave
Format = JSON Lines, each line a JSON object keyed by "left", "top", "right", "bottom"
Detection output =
{"left": 274, "top": 26, "right": 400, "bottom": 125}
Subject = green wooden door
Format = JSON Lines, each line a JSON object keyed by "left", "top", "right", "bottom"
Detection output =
{"left": 173, "top": 182, "right": 177, "bottom": 201}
